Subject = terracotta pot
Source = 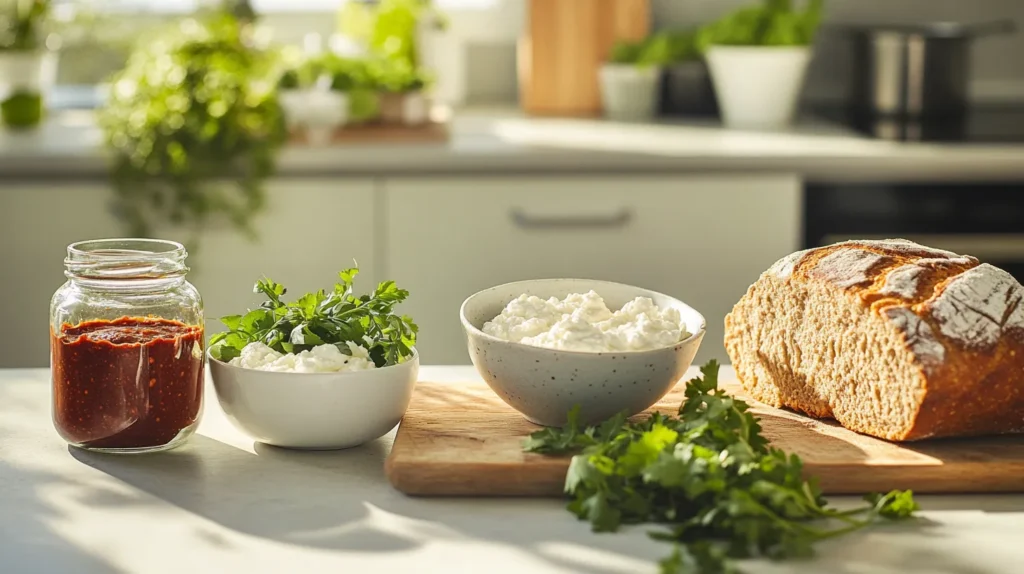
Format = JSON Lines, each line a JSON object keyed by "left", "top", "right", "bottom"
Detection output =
{"left": 378, "top": 92, "right": 405, "bottom": 124}
{"left": 401, "top": 92, "right": 430, "bottom": 125}
{"left": 379, "top": 91, "right": 431, "bottom": 125}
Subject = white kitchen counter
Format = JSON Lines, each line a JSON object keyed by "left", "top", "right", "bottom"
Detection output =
{"left": 4, "top": 108, "right": 1024, "bottom": 182}
{"left": 2, "top": 365, "right": 1022, "bottom": 574}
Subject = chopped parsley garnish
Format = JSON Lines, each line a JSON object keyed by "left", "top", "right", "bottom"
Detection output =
{"left": 208, "top": 266, "right": 417, "bottom": 368}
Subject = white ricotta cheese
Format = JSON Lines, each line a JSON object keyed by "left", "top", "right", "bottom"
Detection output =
{"left": 482, "top": 290, "right": 689, "bottom": 352}
{"left": 228, "top": 341, "right": 377, "bottom": 373}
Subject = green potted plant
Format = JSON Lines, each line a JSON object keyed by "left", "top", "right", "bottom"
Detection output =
{"left": 375, "top": 58, "right": 432, "bottom": 125}
{"left": 0, "top": 0, "right": 55, "bottom": 129}
{"left": 98, "top": 12, "right": 285, "bottom": 238}
{"left": 276, "top": 59, "right": 313, "bottom": 132}
{"left": 323, "top": 54, "right": 381, "bottom": 126}
{"left": 276, "top": 71, "right": 306, "bottom": 133}
{"left": 598, "top": 39, "right": 670, "bottom": 122}
{"left": 275, "top": 56, "right": 347, "bottom": 145}
{"left": 338, "top": 0, "right": 443, "bottom": 119}
{"left": 699, "top": 0, "right": 824, "bottom": 129}
{"left": 276, "top": 53, "right": 385, "bottom": 142}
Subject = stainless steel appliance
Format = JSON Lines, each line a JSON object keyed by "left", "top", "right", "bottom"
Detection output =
{"left": 840, "top": 20, "right": 1015, "bottom": 119}
{"left": 804, "top": 185, "right": 1024, "bottom": 282}
{"left": 816, "top": 104, "right": 1024, "bottom": 142}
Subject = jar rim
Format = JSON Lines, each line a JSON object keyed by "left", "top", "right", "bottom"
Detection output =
{"left": 65, "top": 238, "right": 188, "bottom": 282}
{"left": 68, "top": 238, "right": 186, "bottom": 259}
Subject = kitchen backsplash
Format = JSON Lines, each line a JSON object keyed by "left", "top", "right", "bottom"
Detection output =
{"left": 55, "top": 0, "right": 1024, "bottom": 106}
{"left": 653, "top": 0, "right": 1024, "bottom": 104}
{"left": 450, "top": 0, "right": 1024, "bottom": 106}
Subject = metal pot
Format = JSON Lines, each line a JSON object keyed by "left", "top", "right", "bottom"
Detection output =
{"left": 844, "top": 20, "right": 1016, "bottom": 118}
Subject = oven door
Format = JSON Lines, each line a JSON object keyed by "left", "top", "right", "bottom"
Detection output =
{"left": 804, "top": 184, "right": 1024, "bottom": 283}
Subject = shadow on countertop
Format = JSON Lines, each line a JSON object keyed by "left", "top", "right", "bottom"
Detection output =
{"left": 67, "top": 429, "right": 1022, "bottom": 574}
{"left": 69, "top": 435, "right": 420, "bottom": 553}
{"left": 0, "top": 457, "right": 131, "bottom": 574}
{"left": 67, "top": 432, "right": 669, "bottom": 574}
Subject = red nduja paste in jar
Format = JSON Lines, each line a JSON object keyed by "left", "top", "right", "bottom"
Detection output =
{"left": 51, "top": 316, "right": 204, "bottom": 449}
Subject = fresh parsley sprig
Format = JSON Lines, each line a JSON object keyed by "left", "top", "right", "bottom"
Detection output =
{"left": 208, "top": 266, "right": 418, "bottom": 368}
{"left": 524, "top": 360, "right": 919, "bottom": 574}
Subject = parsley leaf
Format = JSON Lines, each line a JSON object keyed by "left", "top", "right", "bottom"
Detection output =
{"left": 522, "top": 405, "right": 598, "bottom": 454}
{"left": 524, "top": 360, "right": 919, "bottom": 573}
{"left": 864, "top": 489, "right": 921, "bottom": 519}
{"left": 580, "top": 491, "right": 622, "bottom": 533}
{"left": 208, "top": 265, "right": 417, "bottom": 367}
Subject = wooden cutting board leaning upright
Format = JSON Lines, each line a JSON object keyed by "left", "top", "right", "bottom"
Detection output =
{"left": 385, "top": 367, "right": 1024, "bottom": 496}
{"left": 518, "top": 0, "right": 650, "bottom": 116}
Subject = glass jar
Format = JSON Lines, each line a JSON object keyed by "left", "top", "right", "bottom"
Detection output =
{"left": 49, "top": 239, "right": 205, "bottom": 453}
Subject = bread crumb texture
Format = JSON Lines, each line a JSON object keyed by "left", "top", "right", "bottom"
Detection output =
{"left": 726, "top": 238, "right": 1024, "bottom": 441}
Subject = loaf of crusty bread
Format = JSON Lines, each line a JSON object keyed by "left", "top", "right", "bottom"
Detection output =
{"left": 725, "top": 239, "right": 1024, "bottom": 441}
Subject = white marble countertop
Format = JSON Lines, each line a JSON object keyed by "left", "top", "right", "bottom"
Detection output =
{"left": 2, "top": 365, "right": 1022, "bottom": 574}
{"left": 4, "top": 108, "right": 1024, "bottom": 182}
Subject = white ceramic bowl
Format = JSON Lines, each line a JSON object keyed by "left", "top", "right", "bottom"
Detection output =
{"left": 208, "top": 349, "right": 419, "bottom": 450}
{"left": 460, "top": 279, "right": 706, "bottom": 427}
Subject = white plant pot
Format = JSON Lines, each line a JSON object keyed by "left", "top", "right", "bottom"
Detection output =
{"left": 402, "top": 91, "right": 430, "bottom": 126}
{"left": 705, "top": 46, "right": 812, "bottom": 130}
{"left": 599, "top": 64, "right": 661, "bottom": 122}
{"left": 278, "top": 89, "right": 308, "bottom": 130}
{"left": 0, "top": 51, "right": 57, "bottom": 99}
{"left": 286, "top": 89, "right": 349, "bottom": 146}
{"left": 417, "top": 22, "right": 463, "bottom": 107}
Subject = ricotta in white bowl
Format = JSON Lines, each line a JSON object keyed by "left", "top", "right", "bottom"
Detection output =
{"left": 228, "top": 341, "right": 376, "bottom": 373}
{"left": 482, "top": 290, "right": 689, "bottom": 352}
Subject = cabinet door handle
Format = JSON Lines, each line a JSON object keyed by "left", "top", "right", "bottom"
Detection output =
{"left": 510, "top": 208, "right": 633, "bottom": 230}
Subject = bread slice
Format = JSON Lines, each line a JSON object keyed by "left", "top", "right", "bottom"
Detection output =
{"left": 725, "top": 239, "right": 1024, "bottom": 441}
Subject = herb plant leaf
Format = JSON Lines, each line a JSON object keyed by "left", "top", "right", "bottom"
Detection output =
{"left": 99, "top": 12, "right": 286, "bottom": 239}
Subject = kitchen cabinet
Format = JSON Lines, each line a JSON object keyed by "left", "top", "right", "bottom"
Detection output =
{"left": 384, "top": 175, "right": 801, "bottom": 365}
{"left": 181, "top": 179, "right": 377, "bottom": 334}
{"left": 0, "top": 179, "right": 376, "bottom": 368}
{"left": 0, "top": 173, "right": 799, "bottom": 368}
{"left": 1, "top": 182, "right": 118, "bottom": 369}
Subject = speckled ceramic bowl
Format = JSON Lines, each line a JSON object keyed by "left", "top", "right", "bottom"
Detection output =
{"left": 460, "top": 279, "right": 706, "bottom": 427}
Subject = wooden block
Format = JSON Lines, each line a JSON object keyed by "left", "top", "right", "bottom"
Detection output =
{"left": 520, "top": 0, "right": 650, "bottom": 116}
{"left": 386, "top": 372, "right": 1024, "bottom": 497}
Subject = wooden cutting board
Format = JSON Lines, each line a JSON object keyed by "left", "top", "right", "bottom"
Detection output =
{"left": 385, "top": 369, "right": 1024, "bottom": 496}
{"left": 519, "top": 0, "right": 650, "bottom": 116}
{"left": 288, "top": 121, "right": 449, "bottom": 145}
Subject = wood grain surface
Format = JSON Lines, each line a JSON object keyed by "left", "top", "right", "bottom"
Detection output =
{"left": 386, "top": 373, "right": 1024, "bottom": 497}
{"left": 289, "top": 122, "right": 449, "bottom": 145}
{"left": 519, "top": 0, "right": 650, "bottom": 116}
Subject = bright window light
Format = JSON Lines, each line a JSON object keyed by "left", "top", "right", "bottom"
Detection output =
{"left": 52, "top": 0, "right": 502, "bottom": 13}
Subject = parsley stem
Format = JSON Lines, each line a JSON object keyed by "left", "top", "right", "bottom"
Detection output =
{"left": 811, "top": 519, "right": 871, "bottom": 540}
{"left": 825, "top": 506, "right": 877, "bottom": 518}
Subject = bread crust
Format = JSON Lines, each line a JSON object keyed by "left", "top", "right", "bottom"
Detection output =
{"left": 725, "top": 239, "right": 1024, "bottom": 441}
